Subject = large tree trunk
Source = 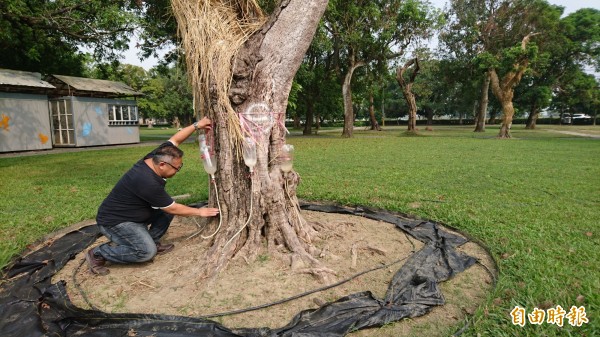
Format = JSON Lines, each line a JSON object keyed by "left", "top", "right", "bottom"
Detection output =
{"left": 341, "top": 50, "right": 365, "bottom": 138}
{"left": 474, "top": 71, "right": 490, "bottom": 132}
{"left": 176, "top": 0, "right": 330, "bottom": 280}
{"left": 396, "top": 58, "right": 420, "bottom": 134}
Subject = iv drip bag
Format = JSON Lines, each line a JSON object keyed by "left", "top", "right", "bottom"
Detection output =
{"left": 243, "top": 137, "right": 257, "bottom": 171}
{"left": 199, "top": 134, "right": 217, "bottom": 176}
{"left": 280, "top": 144, "right": 294, "bottom": 173}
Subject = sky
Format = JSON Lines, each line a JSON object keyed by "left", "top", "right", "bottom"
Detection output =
{"left": 122, "top": 0, "right": 599, "bottom": 69}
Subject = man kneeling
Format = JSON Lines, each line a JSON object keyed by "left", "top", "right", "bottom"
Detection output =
{"left": 86, "top": 117, "right": 219, "bottom": 275}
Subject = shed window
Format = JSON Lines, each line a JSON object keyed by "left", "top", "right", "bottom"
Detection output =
{"left": 108, "top": 105, "right": 138, "bottom": 126}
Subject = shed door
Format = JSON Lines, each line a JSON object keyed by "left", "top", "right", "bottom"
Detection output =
{"left": 49, "top": 99, "right": 75, "bottom": 146}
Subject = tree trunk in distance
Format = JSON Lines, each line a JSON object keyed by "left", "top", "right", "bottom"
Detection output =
{"left": 315, "top": 113, "right": 321, "bottom": 134}
{"left": 490, "top": 66, "right": 518, "bottom": 138}
{"left": 474, "top": 71, "right": 490, "bottom": 132}
{"left": 489, "top": 34, "right": 535, "bottom": 138}
{"left": 525, "top": 102, "right": 539, "bottom": 129}
{"left": 368, "top": 91, "right": 381, "bottom": 131}
{"left": 396, "top": 58, "right": 420, "bottom": 134}
{"left": 341, "top": 51, "right": 365, "bottom": 138}
{"left": 303, "top": 97, "right": 314, "bottom": 135}
{"left": 293, "top": 115, "right": 301, "bottom": 129}
{"left": 425, "top": 107, "right": 433, "bottom": 130}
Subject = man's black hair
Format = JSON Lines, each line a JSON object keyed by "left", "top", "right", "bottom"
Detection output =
{"left": 152, "top": 144, "right": 184, "bottom": 165}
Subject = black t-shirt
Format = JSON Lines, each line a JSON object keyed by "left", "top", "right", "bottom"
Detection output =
{"left": 96, "top": 142, "right": 175, "bottom": 226}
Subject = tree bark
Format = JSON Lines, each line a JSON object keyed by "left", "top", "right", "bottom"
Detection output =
{"left": 315, "top": 112, "right": 321, "bottom": 134}
{"left": 193, "top": 0, "right": 330, "bottom": 280}
{"left": 525, "top": 102, "right": 539, "bottom": 129}
{"left": 293, "top": 115, "right": 301, "bottom": 129}
{"left": 303, "top": 96, "right": 314, "bottom": 135}
{"left": 396, "top": 58, "right": 420, "bottom": 134}
{"left": 424, "top": 107, "right": 433, "bottom": 130}
{"left": 341, "top": 50, "right": 365, "bottom": 138}
{"left": 368, "top": 91, "right": 381, "bottom": 131}
{"left": 474, "top": 71, "right": 490, "bottom": 132}
{"left": 490, "top": 66, "right": 518, "bottom": 138}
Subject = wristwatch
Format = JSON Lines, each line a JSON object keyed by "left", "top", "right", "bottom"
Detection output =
{"left": 193, "top": 121, "right": 199, "bottom": 130}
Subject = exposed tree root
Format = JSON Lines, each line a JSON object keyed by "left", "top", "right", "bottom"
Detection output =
{"left": 351, "top": 241, "right": 387, "bottom": 269}
{"left": 295, "top": 267, "right": 338, "bottom": 284}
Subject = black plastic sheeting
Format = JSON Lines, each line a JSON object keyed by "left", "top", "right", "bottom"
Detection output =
{"left": 1, "top": 202, "right": 479, "bottom": 337}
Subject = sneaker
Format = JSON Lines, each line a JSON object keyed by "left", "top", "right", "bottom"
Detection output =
{"left": 156, "top": 242, "right": 174, "bottom": 255}
{"left": 85, "top": 248, "right": 110, "bottom": 275}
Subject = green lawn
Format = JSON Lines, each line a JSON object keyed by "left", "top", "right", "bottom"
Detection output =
{"left": 1, "top": 124, "right": 598, "bottom": 336}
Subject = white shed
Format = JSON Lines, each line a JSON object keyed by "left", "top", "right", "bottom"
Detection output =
{"left": 0, "top": 69, "right": 56, "bottom": 152}
{"left": 45, "top": 75, "right": 144, "bottom": 148}
{"left": 0, "top": 69, "right": 144, "bottom": 153}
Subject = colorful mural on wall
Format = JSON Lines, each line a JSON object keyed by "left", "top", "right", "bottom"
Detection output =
{"left": 0, "top": 113, "right": 10, "bottom": 131}
{"left": 82, "top": 122, "right": 92, "bottom": 137}
{"left": 0, "top": 112, "right": 49, "bottom": 146}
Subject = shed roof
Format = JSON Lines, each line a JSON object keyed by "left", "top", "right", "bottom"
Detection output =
{"left": 0, "top": 69, "right": 56, "bottom": 93}
{"left": 46, "top": 75, "right": 144, "bottom": 98}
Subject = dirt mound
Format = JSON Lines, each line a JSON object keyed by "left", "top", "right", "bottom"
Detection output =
{"left": 53, "top": 210, "right": 495, "bottom": 336}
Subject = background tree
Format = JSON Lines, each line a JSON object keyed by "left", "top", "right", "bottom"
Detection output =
{"left": 410, "top": 51, "right": 447, "bottom": 128}
{"left": 550, "top": 8, "right": 600, "bottom": 122}
{"left": 86, "top": 62, "right": 149, "bottom": 91}
{"left": 479, "top": 1, "right": 562, "bottom": 138}
{"left": 486, "top": 33, "right": 539, "bottom": 137}
{"left": 137, "top": 73, "right": 168, "bottom": 121}
{"left": 0, "top": 0, "right": 140, "bottom": 74}
{"left": 511, "top": 6, "right": 600, "bottom": 129}
{"left": 294, "top": 22, "right": 341, "bottom": 135}
{"left": 325, "top": 0, "right": 439, "bottom": 138}
{"left": 161, "top": 67, "right": 194, "bottom": 127}
{"left": 439, "top": 0, "right": 493, "bottom": 132}
{"left": 385, "top": 77, "right": 407, "bottom": 121}
{"left": 561, "top": 8, "right": 600, "bottom": 71}
{"left": 514, "top": 60, "right": 553, "bottom": 130}
{"left": 554, "top": 68, "right": 599, "bottom": 120}
{"left": 396, "top": 58, "right": 420, "bottom": 133}
{"left": 441, "top": 0, "right": 568, "bottom": 136}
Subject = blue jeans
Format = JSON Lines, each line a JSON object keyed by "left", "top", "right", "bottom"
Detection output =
{"left": 95, "top": 210, "right": 174, "bottom": 264}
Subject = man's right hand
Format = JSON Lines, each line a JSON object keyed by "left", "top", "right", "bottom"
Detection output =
{"left": 199, "top": 207, "right": 219, "bottom": 217}
{"left": 197, "top": 116, "right": 212, "bottom": 131}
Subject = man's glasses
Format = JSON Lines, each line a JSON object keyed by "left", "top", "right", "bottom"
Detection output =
{"left": 163, "top": 161, "right": 183, "bottom": 172}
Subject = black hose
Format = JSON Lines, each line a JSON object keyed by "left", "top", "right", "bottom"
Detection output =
{"left": 199, "top": 255, "right": 413, "bottom": 319}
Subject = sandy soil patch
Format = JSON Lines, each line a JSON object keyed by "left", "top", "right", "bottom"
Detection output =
{"left": 53, "top": 210, "right": 495, "bottom": 336}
